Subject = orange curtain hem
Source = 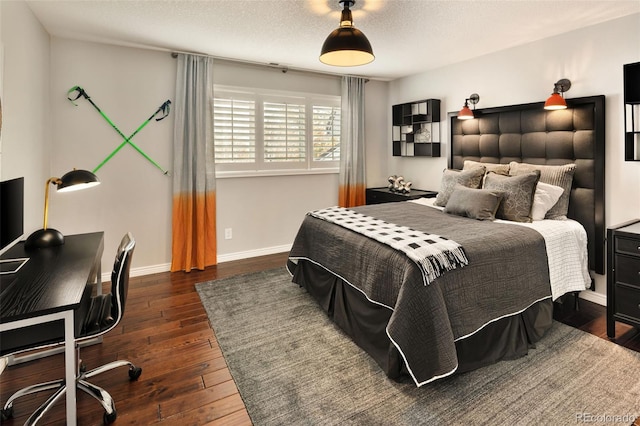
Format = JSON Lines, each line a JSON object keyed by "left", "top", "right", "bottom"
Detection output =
{"left": 171, "top": 191, "right": 217, "bottom": 272}
{"left": 339, "top": 184, "right": 366, "bottom": 208}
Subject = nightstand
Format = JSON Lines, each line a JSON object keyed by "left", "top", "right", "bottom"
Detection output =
{"left": 365, "top": 187, "right": 437, "bottom": 205}
{"left": 607, "top": 219, "right": 640, "bottom": 339}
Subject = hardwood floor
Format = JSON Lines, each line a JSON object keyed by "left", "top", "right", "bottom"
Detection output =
{"left": 1, "top": 252, "right": 639, "bottom": 425}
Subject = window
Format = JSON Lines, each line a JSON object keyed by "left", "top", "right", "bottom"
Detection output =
{"left": 312, "top": 105, "right": 341, "bottom": 162}
{"left": 263, "top": 101, "right": 306, "bottom": 162}
{"left": 213, "top": 97, "right": 256, "bottom": 163}
{"left": 213, "top": 86, "right": 340, "bottom": 175}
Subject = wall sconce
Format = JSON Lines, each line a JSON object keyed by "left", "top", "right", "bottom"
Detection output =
{"left": 458, "top": 94, "right": 480, "bottom": 120}
{"left": 25, "top": 169, "right": 100, "bottom": 249}
{"left": 319, "top": 0, "right": 374, "bottom": 67}
{"left": 544, "top": 79, "right": 571, "bottom": 110}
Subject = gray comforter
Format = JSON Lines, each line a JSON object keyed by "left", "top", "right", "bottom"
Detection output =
{"left": 289, "top": 202, "right": 551, "bottom": 385}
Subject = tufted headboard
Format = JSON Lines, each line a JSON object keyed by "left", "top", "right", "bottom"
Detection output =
{"left": 449, "top": 96, "right": 605, "bottom": 274}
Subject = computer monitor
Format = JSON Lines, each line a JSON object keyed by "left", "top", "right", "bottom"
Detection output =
{"left": 0, "top": 177, "right": 25, "bottom": 257}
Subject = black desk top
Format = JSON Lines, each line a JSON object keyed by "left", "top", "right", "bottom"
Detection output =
{"left": 0, "top": 232, "right": 104, "bottom": 324}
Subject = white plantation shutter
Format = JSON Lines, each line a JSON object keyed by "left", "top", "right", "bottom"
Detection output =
{"left": 212, "top": 86, "right": 340, "bottom": 174}
{"left": 213, "top": 97, "right": 256, "bottom": 163}
{"left": 313, "top": 105, "right": 341, "bottom": 161}
{"left": 264, "top": 102, "right": 306, "bottom": 162}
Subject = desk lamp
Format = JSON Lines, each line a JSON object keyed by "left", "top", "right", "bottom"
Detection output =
{"left": 25, "top": 169, "right": 100, "bottom": 249}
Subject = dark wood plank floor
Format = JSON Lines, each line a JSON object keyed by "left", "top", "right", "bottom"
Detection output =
{"left": 1, "top": 252, "right": 639, "bottom": 425}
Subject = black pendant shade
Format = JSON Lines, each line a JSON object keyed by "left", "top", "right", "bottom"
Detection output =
{"left": 319, "top": 0, "right": 374, "bottom": 67}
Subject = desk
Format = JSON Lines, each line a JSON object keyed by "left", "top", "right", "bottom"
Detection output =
{"left": 0, "top": 232, "right": 104, "bottom": 425}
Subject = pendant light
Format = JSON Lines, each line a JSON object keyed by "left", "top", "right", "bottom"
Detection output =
{"left": 458, "top": 94, "right": 480, "bottom": 120}
{"left": 319, "top": 0, "right": 374, "bottom": 67}
{"left": 544, "top": 79, "right": 571, "bottom": 110}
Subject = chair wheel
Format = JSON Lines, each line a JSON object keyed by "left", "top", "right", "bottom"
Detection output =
{"left": 1, "top": 406, "right": 14, "bottom": 421}
{"left": 128, "top": 366, "right": 142, "bottom": 380}
{"left": 103, "top": 410, "right": 117, "bottom": 424}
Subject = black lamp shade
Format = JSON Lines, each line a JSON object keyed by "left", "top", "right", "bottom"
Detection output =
{"left": 57, "top": 169, "right": 101, "bottom": 193}
{"left": 320, "top": 27, "right": 374, "bottom": 66}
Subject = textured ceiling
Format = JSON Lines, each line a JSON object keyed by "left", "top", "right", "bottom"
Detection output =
{"left": 26, "top": 0, "right": 640, "bottom": 81}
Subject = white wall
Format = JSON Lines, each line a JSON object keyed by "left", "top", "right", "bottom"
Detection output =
{"left": 209, "top": 61, "right": 343, "bottom": 261}
{"left": 46, "top": 40, "right": 363, "bottom": 274}
{"left": 2, "top": 4, "right": 390, "bottom": 275}
{"left": 0, "top": 1, "right": 51, "bottom": 233}
{"left": 386, "top": 14, "right": 640, "bottom": 301}
{"left": 49, "top": 39, "right": 175, "bottom": 275}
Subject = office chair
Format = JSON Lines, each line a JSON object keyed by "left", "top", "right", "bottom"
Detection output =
{"left": 0, "top": 232, "right": 141, "bottom": 425}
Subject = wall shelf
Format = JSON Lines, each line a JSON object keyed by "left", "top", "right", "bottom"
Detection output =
{"left": 392, "top": 99, "right": 441, "bottom": 157}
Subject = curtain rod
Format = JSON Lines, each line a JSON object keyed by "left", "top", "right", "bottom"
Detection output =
{"left": 169, "top": 51, "right": 370, "bottom": 82}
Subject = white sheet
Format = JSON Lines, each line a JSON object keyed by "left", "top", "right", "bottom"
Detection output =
{"left": 408, "top": 197, "right": 591, "bottom": 300}
{"left": 499, "top": 218, "right": 591, "bottom": 300}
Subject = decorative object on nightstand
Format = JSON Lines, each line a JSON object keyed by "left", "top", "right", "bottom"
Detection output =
{"left": 392, "top": 99, "right": 440, "bottom": 157}
{"left": 607, "top": 219, "right": 640, "bottom": 338}
{"left": 624, "top": 61, "right": 640, "bottom": 161}
{"left": 387, "top": 175, "right": 412, "bottom": 193}
{"left": 366, "top": 187, "right": 437, "bottom": 205}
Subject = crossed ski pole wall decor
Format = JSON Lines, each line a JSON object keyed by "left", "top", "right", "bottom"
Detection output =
{"left": 67, "top": 86, "right": 171, "bottom": 175}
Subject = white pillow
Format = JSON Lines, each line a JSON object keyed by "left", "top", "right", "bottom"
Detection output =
{"left": 531, "top": 182, "right": 564, "bottom": 221}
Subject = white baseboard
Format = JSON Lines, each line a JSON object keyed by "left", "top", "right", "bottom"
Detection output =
{"left": 579, "top": 290, "right": 607, "bottom": 306}
{"left": 101, "top": 262, "right": 171, "bottom": 283}
{"left": 101, "top": 244, "right": 292, "bottom": 282}
{"left": 216, "top": 244, "right": 292, "bottom": 263}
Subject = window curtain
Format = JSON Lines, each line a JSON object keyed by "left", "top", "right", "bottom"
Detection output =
{"left": 171, "top": 54, "right": 217, "bottom": 272}
{"left": 339, "top": 76, "right": 367, "bottom": 207}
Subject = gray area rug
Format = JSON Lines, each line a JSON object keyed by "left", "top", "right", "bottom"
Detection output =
{"left": 196, "top": 268, "right": 640, "bottom": 425}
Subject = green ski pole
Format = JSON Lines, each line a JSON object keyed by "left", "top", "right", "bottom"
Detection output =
{"left": 92, "top": 101, "right": 171, "bottom": 174}
{"left": 67, "top": 86, "right": 171, "bottom": 175}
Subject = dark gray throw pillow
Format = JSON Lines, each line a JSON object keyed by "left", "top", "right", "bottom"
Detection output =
{"left": 483, "top": 171, "right": 541, "bottom": 223}
{"left": 433, "top": 166, "right": 485, "bottom": 207}
{"left": 463, "top": 160, "right": 510, "bottom": 176}
{"left": 444, "top": 186, "right": 504, "bottom": 221}
{"left": 509, "top": 162, "right": 576, "bottom": 219}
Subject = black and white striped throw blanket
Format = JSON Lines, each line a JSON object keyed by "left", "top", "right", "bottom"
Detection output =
{"left": 309, "top": 207, "right": 468, "bottom": 285}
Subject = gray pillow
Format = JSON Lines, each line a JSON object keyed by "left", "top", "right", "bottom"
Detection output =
{"left": 463, "top": 160, "right": 510, "bottom": 176}
{"left": 434, "top": 167, "right": 485, "bottom": 207}
{"left": 483, "top": 171, "right": 541, "bottom": 223}
{"left": 509, "top": 162, "right": 576, "bottom": 219}
{"left": 444, "top": 186, "right": 504, "bottom": 221}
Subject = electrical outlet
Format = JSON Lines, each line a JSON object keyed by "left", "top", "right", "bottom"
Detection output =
{"left": 224, "top": 228, "right": 233, "bottom": 240}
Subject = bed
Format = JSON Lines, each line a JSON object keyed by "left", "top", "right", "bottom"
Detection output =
{"left": 287, "top": 95, "right": 605, "bottom": 386}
